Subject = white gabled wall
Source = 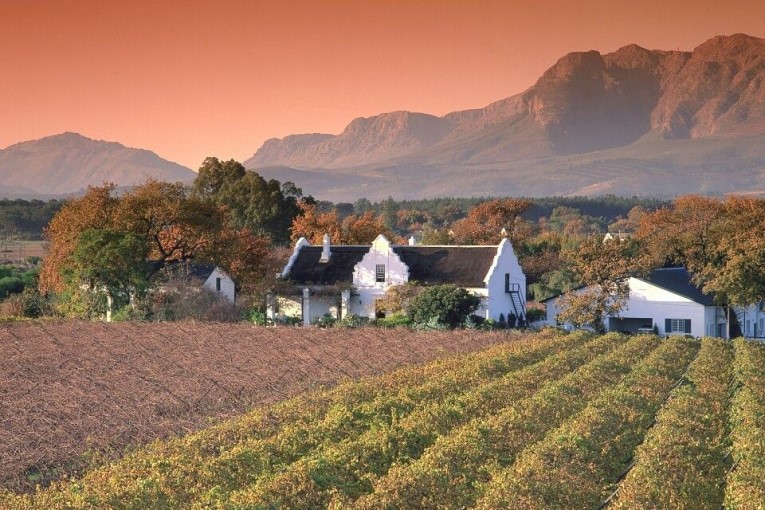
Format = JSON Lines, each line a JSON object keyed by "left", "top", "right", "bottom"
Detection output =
{"left": 203, "top": 267, "right": 236, "bottom": 303}
{"left": 620, "top": 277, "right": 707, "bottom": 336}
{"left": 352, "top": 235, "right": 409, "bottom": 318}
{"left": 546, "top": 277, "right": 725, "bottom": 338}
{"left": 483, "top": 239, "right": 526, "bottom": 321}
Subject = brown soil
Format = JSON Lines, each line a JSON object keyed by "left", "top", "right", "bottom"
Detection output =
{"left": 0, "top": 321, "right": 512, "bottom": 492}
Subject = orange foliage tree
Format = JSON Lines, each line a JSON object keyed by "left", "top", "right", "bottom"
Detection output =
{"left": 40, "top": 180, "right": 274, "bottom": 297}
{"left": 450, "top": 198, "right": 533, "bottom": 245}
{"left": 290, "top": 203, "right": 395, "bottom": 245}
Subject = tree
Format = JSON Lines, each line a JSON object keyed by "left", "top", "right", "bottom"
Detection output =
{"left": 70, "top": 229, "right": 151, "bottom": 317}
{"left": 290, "top": 203, "right": 343, "bottom": 244}
{"left": 114, "top": 180, "right": 223, "bottom": 262}
{"left": 557, "top": 236, "right": 637, "bottom": 333}
{"left": 696, "top": 196, "right": 765, "bottom": 306}
{"left": 290, "top": 203, "right": 394, "bottom": 245}
{"left": 406, "top": 284, "right": 481, "bottom": 328}
{"left": 635, "top": 195, "right": 725, "bottom": 273}
{"left": 192, "top": 157, "right": 307, "bottom": 245}
{"left": 450, "top": 198, "right": 533, "bottom": 245}
{"left": 40, "top": 185, "right": 119, "bottom": 294}
{"left": 375, "top": 282, "right": 423, "bottom": 315}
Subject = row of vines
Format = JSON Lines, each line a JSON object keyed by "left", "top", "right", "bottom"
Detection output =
{"left": 3, "top": 332, "right": 765, "bottom": 509}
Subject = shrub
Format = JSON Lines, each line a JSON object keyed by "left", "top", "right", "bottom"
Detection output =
{"left": 316, "top": 313, "right": 337, "bottom": 328}
{"left": 407, "top": 285, "right": 481, "bottom": 329}
{"left": 375, "top": 313, "right": 412, "bottom": 328}
{"left": 337, "top": 313, "right": 368, "bottom": 328}
{"left": 526, "top": 308, "right": 546, "bottom": 323}
{"left": 248, "top": 309, "right": 269, "bottom": 326}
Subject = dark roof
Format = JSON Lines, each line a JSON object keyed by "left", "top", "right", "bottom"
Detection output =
{"left": 152, "top": 260, "right": 219, "bottom": 282}
{"left": 540, "top": 267, "right": 714, "bottom": 306}
{"left": 392, "top": 246, "right": 497, "bottom": 287}
{"left": 641, "top": 267, "right": 715, "bottom": 306}
{"left": 287, "top": 246, "right": 368, "bottom": 284}
{"left": 285, "top": 244, "right": 499, "bottom": 287}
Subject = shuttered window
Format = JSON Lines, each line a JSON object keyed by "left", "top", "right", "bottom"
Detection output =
{"left": 665, "top": 318, "right": 691, "bottom": 334}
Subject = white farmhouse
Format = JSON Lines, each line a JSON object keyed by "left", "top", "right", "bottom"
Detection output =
{"left": 275, "top": 234, "right": 526, "bottom": 325}
{"left": 544, "top": 267, "right": 728, "bottom": 338}
{"left": 155, "top": 261, "right": 236, "bottom": 303}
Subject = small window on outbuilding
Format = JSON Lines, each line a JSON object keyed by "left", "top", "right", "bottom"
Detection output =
{"left": 216, "top": 277, "right": 222, "bottom": 292}
{"left": 376, "top": 264, "right": 386, "bottom": 283}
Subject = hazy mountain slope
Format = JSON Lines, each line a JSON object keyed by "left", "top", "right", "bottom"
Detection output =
{"left": 0, "top": 132, "right": 195, "bottom": 196}
{"left": 253, "top": 34, "right": 765, "bottom": 168}
{"left": 247, "top": 34, "right": 765, "bottom": 200}
{"left": 246, "top": 111, "right": 454, "bottom": 169}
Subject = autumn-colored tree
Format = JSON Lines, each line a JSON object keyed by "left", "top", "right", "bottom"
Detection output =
{"left": 635, "top": 195, "right": 725, "bottom": 273}
{"left": 290, "top": 202, "right": 343, "bottom": 244}
{"left": 450, "top": 198, "right": 533, "bottom": 245}
{"left": 608, "top": 205, "right": 647, "bottom": 234}
{"left": 697, "top": 196, "right": 765, "bottom": 306}
{"left": 114, "top": 180, "right": 223, "bottom": 262}
{"left": 290, "top": 203, "right": 394, "bottom": 245}
{"left": 342, "top": 211, "right": 395, "bottom": 244}
{"left": 557, "top": 236, "right": 637, "bottom": 333}
{"left": 41, "top": 180, "right": 277, "bottom": 309}
{"left": 39, "top": 185, "right": 119, "bottom": 293}
{"left": 375, "top": 282, "right": 423, "bottom": 315}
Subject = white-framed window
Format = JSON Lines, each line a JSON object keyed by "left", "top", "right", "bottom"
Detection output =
{"left": 216, "top": 277, "right": 222, "bottom": 292}
{"left": 667, "top": 318, "right": 691, "bottom": 334}
{"left": 376, "top": 264, "right": 386, "bottom": 283}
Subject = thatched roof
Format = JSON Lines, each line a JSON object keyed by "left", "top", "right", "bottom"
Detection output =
{"left": 285, "top": 244, "right": 498, "bottom": 287}
{"left": 286, "top": 246, "right": 368, "bottom": 285}
{"left": 392, "top": 246, "right": 497, "bottom": 287}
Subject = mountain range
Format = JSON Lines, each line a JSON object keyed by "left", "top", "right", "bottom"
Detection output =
{"left": 2, "top": 34, "right": 764, "bottom": 201}
{"left": 247, "top": 33, "right": 765, "bottom": 200}
{"left": 0, "top": 132, "right": 195, "bottom": 197}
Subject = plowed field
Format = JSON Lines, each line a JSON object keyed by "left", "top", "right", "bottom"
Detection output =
{"left": 0, "top": 321, "right": 519, "bottom": 492}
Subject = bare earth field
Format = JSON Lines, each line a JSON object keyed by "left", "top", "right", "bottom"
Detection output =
{"left": 0, "top": 321, "right": 515, "bottom": 492}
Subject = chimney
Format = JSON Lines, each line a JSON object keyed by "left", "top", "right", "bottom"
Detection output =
{"left": 408, "top": 235, "right": 416, "bottom": 246}
{"left": 320, "top": 233, "right": 331, "bottom": 262}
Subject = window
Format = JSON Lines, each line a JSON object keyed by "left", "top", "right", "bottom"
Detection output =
{"left": 666, "top": 318, "right": 691, "bottom": 334}
{"left": 216, "top": 277, "right": 221, "bottom": 292}
{"left": 376, "top": 264, "right": 386, "bottom": 283}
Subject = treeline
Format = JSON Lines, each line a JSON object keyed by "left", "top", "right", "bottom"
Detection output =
{"left": 0, "top": 199, "right": 63, "bottom": 239}
{"left": 293, "top": 195, "right": 668, "bottom": 235}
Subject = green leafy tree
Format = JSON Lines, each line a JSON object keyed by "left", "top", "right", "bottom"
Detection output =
{"left": 406, "top": 284, "right": 481, "bottom": 328}
{"left": 192, "top": 157, "right": 307, "bottom": 245}
{"left": 70, "top": 229, "right": 151, "bottom": 316}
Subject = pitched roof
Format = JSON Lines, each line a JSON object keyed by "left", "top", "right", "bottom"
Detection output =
{"left": 392, "top": 246, "right": 498, "bottom": 287}
{"left": 284, "top": 244, "right": 499, "bottom": 287}
{"left": 540, "top": 267, "right": 715, "bottom": 306}
{"left": 152, "top": 260, "right": 219, "bottom": 283}
{"left": 640, "top": 267, "right": 715, "bottom": 306}
{"left": 287, "top": 246, "right": 368, "bottom": 284}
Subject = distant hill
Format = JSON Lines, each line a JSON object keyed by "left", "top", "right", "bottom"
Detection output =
{"left": 0, "top": 132, "right": 195, "bottom": 197}
{"left": 247, "top": 34, "right": 765, "bottom": 200}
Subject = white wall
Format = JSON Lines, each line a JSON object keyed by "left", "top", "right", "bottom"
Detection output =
{"left": 484, "top": 239, "right": 526, "bottom": 321}
{"left": 203, "top": 268, "right": 236, "bottom": 303}
{"left": 737, "top": 303, "right": 765, "bottom": 338}
{"left": 620, "top": 277, "right": 708, "bottom": 336}
{"left": 352, "top": 235, "right": 409, "bottom": 318}
{"left": 545, "top": 277, "right": 725, "bottom": 338}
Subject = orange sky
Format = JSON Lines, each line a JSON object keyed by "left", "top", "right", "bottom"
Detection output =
{"left": 1, "top": 0, "right": 764, "bottom": 169}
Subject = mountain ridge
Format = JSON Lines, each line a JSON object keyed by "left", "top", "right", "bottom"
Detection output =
{"left": 246, "top": 33, "right": 765, "bottom": 200}
{"left": 0, "top": 132, "right": 196, "bottom": 196}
